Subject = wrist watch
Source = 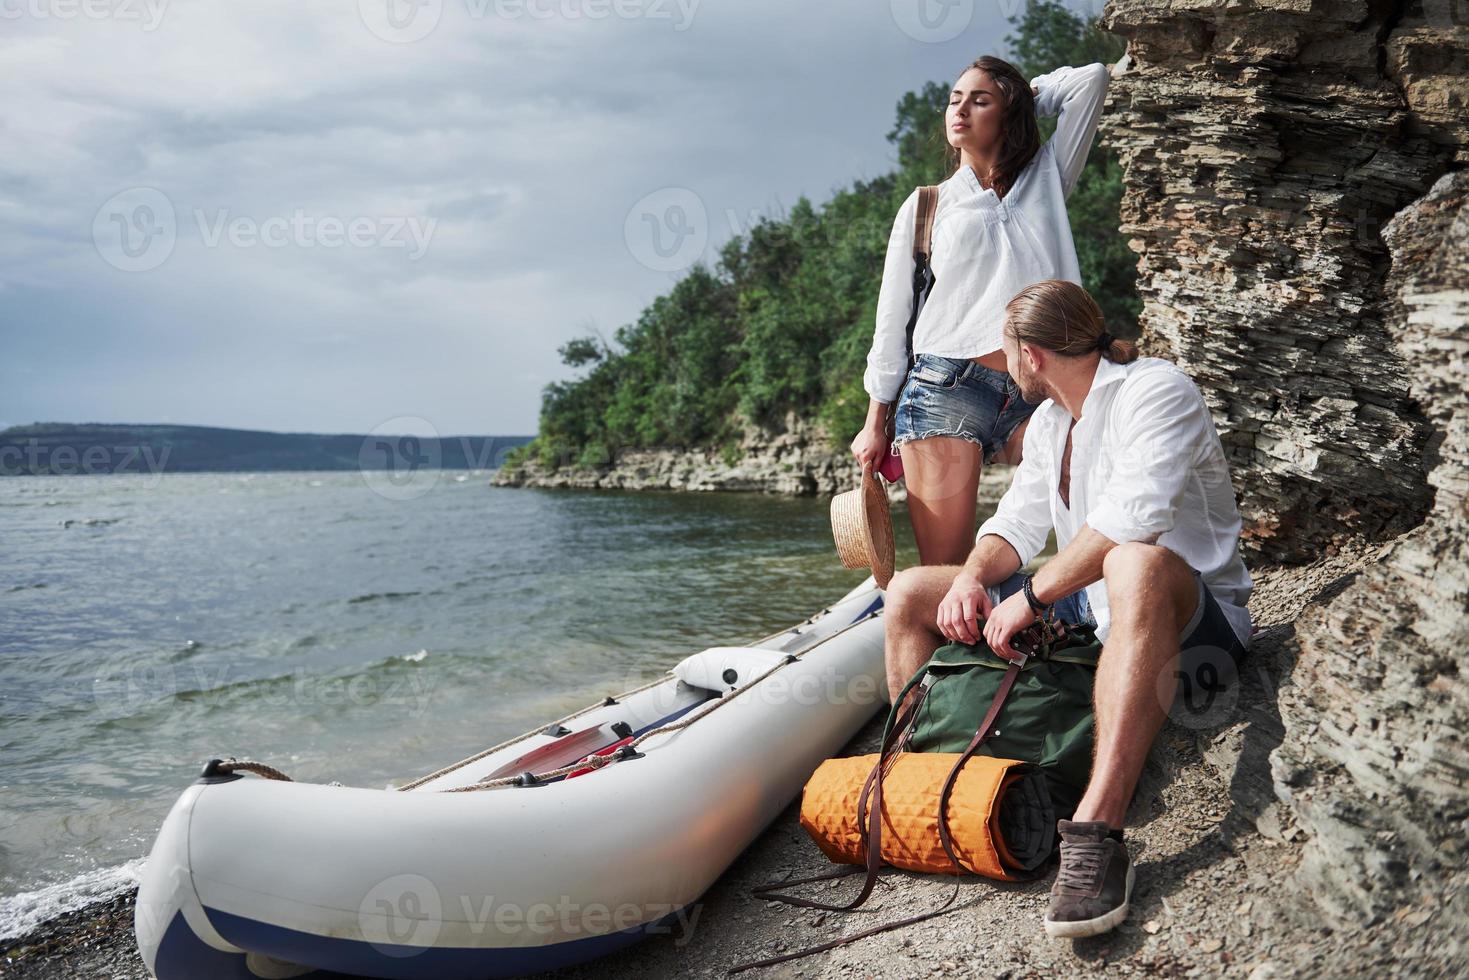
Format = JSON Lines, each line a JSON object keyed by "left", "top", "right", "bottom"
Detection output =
{"left": 1022, "top": 575, "right": 1053, "bottom": 617}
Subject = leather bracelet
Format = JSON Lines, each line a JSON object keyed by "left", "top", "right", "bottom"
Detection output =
{"left": 1022, "top": 575, "right": 1053, "bottom": 617}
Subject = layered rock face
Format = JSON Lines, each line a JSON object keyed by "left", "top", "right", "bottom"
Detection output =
{"left": 1104, "top": 0, "right": 1468, "bottom": 934}
{"left": 1274, "top": 171, "right": 1469, "bottom": 928}
{"left": 491, "top": 414, "right": 858, "bottom": 495}
{"left": 1103, "top": 0, "right": 1465, "bottom": 563}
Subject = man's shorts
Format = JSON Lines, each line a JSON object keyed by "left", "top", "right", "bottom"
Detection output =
{"left": 986, "top": 567, "right": 1249, "bottom": 728}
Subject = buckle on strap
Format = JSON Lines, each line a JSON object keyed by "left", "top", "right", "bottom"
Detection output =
{"left": 1007, "top": 627, "right": 1040, "bottom": 668}
{"left": 1008, "top": 614, "right": 1068, "bottom": 666}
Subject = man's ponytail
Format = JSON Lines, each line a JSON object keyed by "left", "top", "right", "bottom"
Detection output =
{"left": 1004, "top": 280, "right": 1138, "bottom": 364}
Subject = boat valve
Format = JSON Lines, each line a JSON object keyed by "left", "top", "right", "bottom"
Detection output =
{"left": 196, "top": 758, "right": 244, "bottom": 785}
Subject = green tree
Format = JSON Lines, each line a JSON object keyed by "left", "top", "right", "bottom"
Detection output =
{"left": 1007, "top": 0, "right": 1125, "bottom": 85}
{"left": 888, "top": 82, "right": 954, "bottom": 186}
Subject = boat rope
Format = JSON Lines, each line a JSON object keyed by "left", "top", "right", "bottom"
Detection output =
{"left": 395, "top": 604, "right": 843, "bottom": 793}
{"left": 213, "top": 759, "right": 294, "bottom": 781}
{"left": 441, "top": 609, "right": 880, "bottom": 794}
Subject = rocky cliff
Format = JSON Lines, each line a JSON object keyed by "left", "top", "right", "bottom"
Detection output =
{"left": 1104, "top": 0, "right": 1468, "bottom": 948}
{"left": 1273, "top": 169, "right": 1469, "bottom": 931}
{"left": 1104, "top": 0, "right": 1466, "bottom": 564}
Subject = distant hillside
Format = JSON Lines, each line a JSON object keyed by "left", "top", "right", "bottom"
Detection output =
{"left": 0, "top": 423, "right": 533, "bottom": 476}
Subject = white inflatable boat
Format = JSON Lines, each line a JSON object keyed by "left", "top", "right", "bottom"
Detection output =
{"left": 134, "top": 577, "right": 886, "bottom": 979}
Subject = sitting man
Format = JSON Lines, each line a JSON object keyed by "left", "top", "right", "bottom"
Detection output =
{"left": 882, "top": 278, "right": 1253, "bottom": 940}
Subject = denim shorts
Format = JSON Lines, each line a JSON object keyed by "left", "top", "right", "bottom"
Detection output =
{"left": 987, "top": 567, "right": 1250, "bottom": 727}
{"left": 892, "top": 354, "right": 1037, "bottom": 464}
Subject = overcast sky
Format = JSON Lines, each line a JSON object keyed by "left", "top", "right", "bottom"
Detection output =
{"left": 1, "top": 0, "right": 1102, "bottom": 437}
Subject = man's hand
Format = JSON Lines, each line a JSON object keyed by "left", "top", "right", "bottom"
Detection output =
{"left": 983, "top": 591, "right": 1037, "bottom": 661}
{"left": 936, "top": 572, "right": 993, "bottom": 645}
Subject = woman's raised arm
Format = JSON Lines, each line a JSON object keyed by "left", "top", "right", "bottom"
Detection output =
{"left": 1030, "top": 62, "right": 1112, "bottom": 199}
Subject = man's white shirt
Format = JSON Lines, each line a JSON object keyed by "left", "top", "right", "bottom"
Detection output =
{"left": 976, "top": 356, "right": 1254, "bottom": 648}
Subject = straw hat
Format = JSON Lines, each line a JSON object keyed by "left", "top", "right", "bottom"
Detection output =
{"left": 830, "top": 463, "right": 896, "bottom": 589}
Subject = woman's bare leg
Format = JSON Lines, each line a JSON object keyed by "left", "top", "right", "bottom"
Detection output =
{"left": 899, "top": 435, "right": 982, "bottom": 567}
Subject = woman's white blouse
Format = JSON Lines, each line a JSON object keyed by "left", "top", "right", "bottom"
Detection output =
{"left": 863, "top": 62, "right": 1113, "bottom": 404}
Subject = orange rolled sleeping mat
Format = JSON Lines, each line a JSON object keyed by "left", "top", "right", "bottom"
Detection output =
{"left": 799, "top": 753, "right": 1054, "bottom": 880}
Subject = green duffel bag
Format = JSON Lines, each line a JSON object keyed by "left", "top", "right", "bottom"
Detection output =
{"left": 883, "top": 618, "right": 1104, "bottom": 818}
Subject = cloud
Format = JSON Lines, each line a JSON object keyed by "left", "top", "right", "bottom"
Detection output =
{"left": 0, "top": 0, "right": 1045, "bottom": 434}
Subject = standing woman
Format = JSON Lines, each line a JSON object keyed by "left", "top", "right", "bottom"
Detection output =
{"left": 851, "top": 57, "right": 1112, "bottom": 567}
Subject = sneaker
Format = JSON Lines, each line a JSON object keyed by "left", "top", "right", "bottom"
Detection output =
{"left": 1043, "top": 819, "right": 1134, "bottom": 939}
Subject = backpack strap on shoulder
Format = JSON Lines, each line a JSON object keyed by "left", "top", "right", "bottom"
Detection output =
{"left": 903, "top": 185, "right": 941, "bottom": 370}
{"left": 914, "top": 185, "right": 939, "bottom": 262}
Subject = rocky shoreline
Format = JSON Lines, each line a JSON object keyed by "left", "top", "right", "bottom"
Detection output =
{"left": 487, "top": 416, "right": 1025, "bottom": 513}
{"left": 4, "top": 890, "right": 144, "bottom": 980}
{"left": 490, "top": 415, "right": 865, "bottom": 497}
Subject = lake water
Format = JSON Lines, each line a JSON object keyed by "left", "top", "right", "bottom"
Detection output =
{"left": 0, "top": 471, "right": 923, "bottom": 938}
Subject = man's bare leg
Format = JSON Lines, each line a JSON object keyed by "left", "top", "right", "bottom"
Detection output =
{"left": 1073, "top": 542, "right": 1199, "bottom": 828}
{"left": 882, "top": 564, "right": 966, "bottom": 705}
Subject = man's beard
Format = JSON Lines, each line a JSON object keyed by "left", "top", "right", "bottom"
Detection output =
{"left": 1014, "top": 363, "right": 1050, "bottom": 405}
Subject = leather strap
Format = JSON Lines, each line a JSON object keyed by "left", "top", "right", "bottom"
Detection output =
{"left": 749, "top": 683, "right": 928, "bottom": 913}
{"left": 936, "top": 662, "right": 1023, "bottom": 875}
{"left": 903, "top": 185, "right": 941, "bottom": 372}
{"left": 914, "top": 185, "right": 939, "bottom": 263}
{"left": 729, "top": 661, "right": 1027, "bottom": 974}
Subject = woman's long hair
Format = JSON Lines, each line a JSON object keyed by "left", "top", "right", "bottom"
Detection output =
{"left": 1004, "top": 280, "right": 1139, "bottom": 364}
{"left": 946, "top": 56, "right": 1042, "bottom": 200}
